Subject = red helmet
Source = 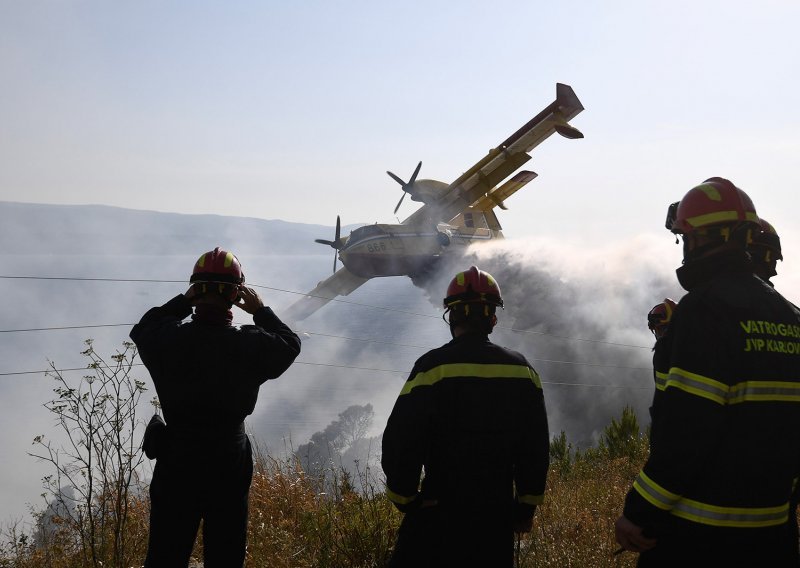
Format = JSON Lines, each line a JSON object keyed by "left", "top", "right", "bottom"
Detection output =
{"left": 667, "top": 177, "right": 759, "bottom": 235}
{"left": 647, "top": 298, "right": 677, "bottom": 339}
{"left": 190, "top": 247, "right": 244, "bottom": 301}
{"left": 443, "top": 266, "right": 503, "bottom": 309}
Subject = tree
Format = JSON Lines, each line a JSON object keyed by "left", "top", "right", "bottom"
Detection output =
{"left": 297, "top": 404, "right": 379, "bottom": 491}
{"left": 336, "top": 404, "right": 374, "bottom": 451}
{"left": 29, "top": 340, "right": 148, "bottom": 567}
{"left": 600, "top": 405, "right": 646, "bottom": 460}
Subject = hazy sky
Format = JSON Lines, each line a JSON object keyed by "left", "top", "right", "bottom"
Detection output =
{"left": 3, "top": 1, "right": 800, "bottom": 527}
{"left": 2, "top": 1, "right": 800, "bottom": 245}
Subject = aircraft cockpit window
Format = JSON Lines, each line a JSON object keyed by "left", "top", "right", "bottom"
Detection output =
{"left": 356, "top": 226, "right": 385, "bottom": 238}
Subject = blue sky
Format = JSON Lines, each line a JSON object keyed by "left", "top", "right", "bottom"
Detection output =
{"left": 2, "top": 1, "right": 800, "bottom": 245}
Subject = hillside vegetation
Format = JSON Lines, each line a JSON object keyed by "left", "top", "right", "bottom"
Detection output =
{"left": 1, "top": 342, "right": 649, "bottom": 567}
{"left": 2, "top": 410, "right": 647, "bottom": 567}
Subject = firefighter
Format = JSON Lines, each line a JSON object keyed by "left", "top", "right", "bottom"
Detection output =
{"left": 382, "top": 266, "right": 549, "bottom": 568}
{"left": 750, "top": 217, "right": 783, "bottom": 285}
{"left": 615, "top": 178, "right": 800, "bottom": 566}
{"left": 130, "top": 247, "right": 301, "bottom": 567}
{"left": 647, "top": 299, "right": 676, "bottom": 417}
{"left": 647, "top": 299, "right": 676, "bottom": 341}
{"left": 749, "top": 218, "right": 800, "bottom": 560}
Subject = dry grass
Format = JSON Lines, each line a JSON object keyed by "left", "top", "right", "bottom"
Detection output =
{"left": 522, "top": 451, "right": 646, "bottom": 567}
{"left": 3, "top": 426, "right": 656, "bottom": 567}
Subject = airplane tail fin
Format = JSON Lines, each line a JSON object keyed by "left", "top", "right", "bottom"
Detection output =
{"left": 556, "top": 83, "right": 584, "bottom": 121}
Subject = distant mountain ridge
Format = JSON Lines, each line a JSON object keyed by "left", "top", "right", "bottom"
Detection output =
{"left": 0, "top": 201, "right": 350, "bottom": 256}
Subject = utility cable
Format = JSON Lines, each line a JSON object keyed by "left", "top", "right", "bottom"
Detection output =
{"left": 0, "top": 275, "right": 653, "bottom": 349}
{"left": 1, "top": 323, "right": 133, "bottom": 333}
{"left": 0, "top": 359, "right": 652, "bottom": 390}
{"left": 0, "top": 361, "right": 403, "bottom": 377}
{"left": 0, "top": 322, "right": 655, "bottom": 371}
{"left": 0, "top": 357, "right": 652, "bottom": 377}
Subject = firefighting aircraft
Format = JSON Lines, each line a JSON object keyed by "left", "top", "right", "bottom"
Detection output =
{"left": 283, "top": 83, "right": 584, "bottom": 322}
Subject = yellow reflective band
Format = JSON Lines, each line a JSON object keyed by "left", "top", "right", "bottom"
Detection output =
{"left": 727, "top": 380, "right": 800, "bottom": 404}
{"left": 697, "top": 183, "right": 722, "bottom": 201}
{"left": 518, "top": 493, "right": 544, "bottom": 506}
{"left": 634, "top": 471, "right": 790, "bottom": 527}
{"left": 456, "top": 272, "right": 465, "bottom": 286}
{"left": 654, "top": 371, "right": 668, "bottom": 391}
{"left": 197, "top": 254, "right": 206, "bottom": 268}
{"left": 686, "top": 210, "right": 740, "bottom": 228}
{"left": 224, "top": 252, "right": 234, "bottom": 268}
{"left": 664, "top": 367, "right": 728, "bottom": 405}
{"left": 386, "top": 487, "right": 417, "bottom": 505}
{"left": 665, "top": 368, "right": 800, "bottom": 405}
{"left": 400, "top": 363, "right": 542, "bottom": 396}
{"left": 633, "top": 470, "right": 681, "bottom": 511}
{"left": 671, "top": 498, "right": 788, "bottom": 528}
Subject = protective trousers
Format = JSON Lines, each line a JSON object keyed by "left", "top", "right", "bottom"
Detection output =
{"left": 144, "top": 432, "right": 253, "bottom": 568}
{"left": 635, "top": 522, "right": 796, "bottom": 568}
{"left": 389, "top": 504, "right": 514, "bottom": 568}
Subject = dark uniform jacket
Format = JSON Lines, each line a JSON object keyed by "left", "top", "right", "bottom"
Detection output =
{"left": 382, "top": 332, "right": 549, "bottom": 522}
{"left": 131, "top": 295, "right": 300, "bottom": 567}
{"left": 130, "top": 294, "right": 301, "bottom": 434}
{"left": 624, "top": 250, "right": 800, "bottom": 564}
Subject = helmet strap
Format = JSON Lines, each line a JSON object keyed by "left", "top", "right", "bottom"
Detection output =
{"left": 683, "top": 224, "right": 751, "bottom": 263}
{"left": 446, "top": 304, "right": 497, "bottom": 336}
{"left": 192, "top": 282, "right": 238, "bottom": 306}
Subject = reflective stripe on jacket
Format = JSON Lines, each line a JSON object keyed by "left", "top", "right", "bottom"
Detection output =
{"left": 382, "top": 333, "right": 549, "bottom": 517}
{"left": 625, "top": 259, "right": 800, "bottom": 536}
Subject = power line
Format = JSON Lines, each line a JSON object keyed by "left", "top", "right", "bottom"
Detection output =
{"left": 0, "top": 316, "right": 654, "bottom": 378}
{"left": 0, "top": 275, "right": 652, "bottom": 350}
{"left": 1, "top": 324, "right": 133, "bottom": 333}
{"left": 0, "top": 276, "right": 187, "bottom": 283}
{"left": 300, "top": 331, "right": 431, "bottom": 350}
{"left": 0, "top": 361, "right": 652, "bottom": 390}
{"left": 0, "top": 361, "right": 408, "bottom": 378}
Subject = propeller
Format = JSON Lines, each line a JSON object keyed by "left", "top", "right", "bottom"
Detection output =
{"left": 387, "top": 161, "right": 422, "bottom": 214}
{"left": 314, "top": 215, "right": 342, "bottom": 273}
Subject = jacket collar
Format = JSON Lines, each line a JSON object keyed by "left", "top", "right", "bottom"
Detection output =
{"left": 676, "top": 248, "right": 753, "bottom": 291}
{"left": 450, "top": 331, "right": 491, "bottom": 345}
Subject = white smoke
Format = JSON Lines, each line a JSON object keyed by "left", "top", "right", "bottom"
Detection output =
{"left": 5, "top": 202, "right": 798, "bottom": 531}
{"left": 402, "top": 234, "right": 683, "bottom": 445}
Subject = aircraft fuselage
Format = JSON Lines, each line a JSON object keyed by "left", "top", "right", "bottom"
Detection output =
{"left": 338, "top": 222, "right": 501, "bottom": 278}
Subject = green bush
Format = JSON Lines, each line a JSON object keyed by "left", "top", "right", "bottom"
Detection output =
{"left": 600, "top": 405, "right": 647, "bottom": 461}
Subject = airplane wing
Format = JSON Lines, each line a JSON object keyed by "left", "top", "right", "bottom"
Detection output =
{"left": 473, "top": 170, "right": 538, "bottom": 212}
{"left": 401, "top": 83, "right": 583, "bottom": 227}
{"left": 281, "top": 266, "right": 369, "bottom": 323}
